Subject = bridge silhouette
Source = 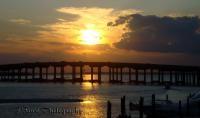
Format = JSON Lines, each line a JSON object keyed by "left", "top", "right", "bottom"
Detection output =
{"left": 0, "top": 61, "right": 200, "bottom": 86}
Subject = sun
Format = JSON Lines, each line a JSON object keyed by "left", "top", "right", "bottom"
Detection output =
{"left": 81, "top": 29, "right": 100, "bottom": 45}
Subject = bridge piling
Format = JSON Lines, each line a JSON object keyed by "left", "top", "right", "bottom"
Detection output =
{"left": 0, "top": 62, "right": 199, "bottom": 85}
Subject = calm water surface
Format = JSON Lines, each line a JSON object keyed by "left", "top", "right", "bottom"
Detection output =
{"left": 0, "top": 74, "right": 199, "bottom": 118}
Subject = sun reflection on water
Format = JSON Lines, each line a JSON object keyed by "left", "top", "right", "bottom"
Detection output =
{"left": 77, "top": 82, "right": 104, "bottom": 118}
{"left": 79, "top": 95, "right": 104, "bottom": 118}
{"left": 80, "top": 82, "right": 99, "bottom": 90}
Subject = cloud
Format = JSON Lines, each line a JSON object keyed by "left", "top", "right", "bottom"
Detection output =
{"left": 0, "top": 19, "right": 50, "bottom": 41}
{"left": 110, "top": 14, "right": 200, "bottom": 53}
{"left": 38, "top": 7, "right": 141, "bottom": 44}
{"left": 9, "top": 19, "right": 31, "bottom": 25}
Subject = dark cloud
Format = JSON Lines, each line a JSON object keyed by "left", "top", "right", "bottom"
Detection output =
{"left": 111, "top": 14, "right": 200, "bottom": 53}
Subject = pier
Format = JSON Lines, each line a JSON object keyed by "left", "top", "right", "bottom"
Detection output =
{"left": 0, "top": 61, "right": 200, "bottom": 86}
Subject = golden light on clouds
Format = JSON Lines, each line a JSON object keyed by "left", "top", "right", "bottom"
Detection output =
{"left": 43, "top": 7, "right": 141, "bottom": 45}
{"left": 26, "top": 7, "right": 142, "bottom": 56}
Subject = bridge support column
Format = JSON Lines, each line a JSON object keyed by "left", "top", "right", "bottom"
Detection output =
{"left": 150, "top": 69, "right": 153, "bottom": 84}
{"left": 188, "top": 72, "right": 191, "bottom": 86}
{"left": 0, "top": 71, "right": 1, "bottom": 80}
{"left": 61, "top": 66, "right": 64, "bottom": 81}
{"left": 25, "top": 68, "right": 28, "bottom": 81}
{"left": 144, "top": 69, "right": 146, "bottom": 84}
{"left": 175, "top": 71, "right": 178, "bottom": 85}
{"left": 11, "top": 69, "right": 15, "bottom": 81}
{"left": 185, "top": 72, "right": 189, "bottom": 86}
{"left": 120, "top": 67, "right": 123, "bottom": 83}
{"left": 91, "top": 66, "right": 94, "bottom": 82}
{"left": 161, "top": 71, "right": 164, "bottom": 85}
{"left": 135, "top": 69, "right": 138, "bottom": 84}
{"left": 6, "top": 70, "right": 9, "bottom": 80}
{"left": 183, "top": 71, "right": 186, "bottom": 85}
{"left": 32, "top": 67, "right": 35, "bottom": 80}
{"left": 170, "top": 71, "right": 172, "bottom": 84}
{"left": 80, "top": 66, "right": 83, "bottom": 82}
{"left": 158, "top": 70, "right": 161, "bottom": 84}
{"left": 46, "top": 67, "right": 48, "bottom": 80}
{"left": 18, "top": 68, "right": 21, "bottom": 81}
{"left": 112, "top": 67, "right": 115, "bottom": 82}
{"left": 72, "top": 66, "right": 76, "bottom": 81}
{"left": 109, "top": 67, "right": 111, "bottom": 82}
{"left": 54, "top": 66, "right": 57, "bottom": 81}
{"left": 98, "top": 66, "right": 101, "bottom": 83}
{"left": 197, "top": 71, "right": 200, "bottom": 86}
{"left": 39, "top": 67, "right": 42, "bottom": 81}
{"left": 129, "top": 68, "right": 131, "bottom": 83}
{"left": 116, "top": 68, "right": 118, "bottom": 81}
{"left": 192, "top": 72, "right": 195, "bottom": 86}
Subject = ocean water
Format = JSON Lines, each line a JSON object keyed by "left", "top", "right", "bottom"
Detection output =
{"left": 0, "top": 74, "right": 199, "bottom": 118}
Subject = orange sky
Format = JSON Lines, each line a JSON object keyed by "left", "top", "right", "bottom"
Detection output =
{"left": 0, "top": 1, "right": 200, "bottom": 65}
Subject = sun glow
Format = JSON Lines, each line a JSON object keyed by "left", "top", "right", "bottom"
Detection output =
{"left": 81, "top": 29, "right": 101, "bottom": 45}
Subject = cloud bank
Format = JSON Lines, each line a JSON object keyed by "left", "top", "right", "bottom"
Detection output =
{"left": 110, "top": 14, "right": 200, "bottom": 53}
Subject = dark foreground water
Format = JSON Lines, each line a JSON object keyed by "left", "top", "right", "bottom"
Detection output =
{"left": 0, "top": 74, "right": 199, "bottom": 118}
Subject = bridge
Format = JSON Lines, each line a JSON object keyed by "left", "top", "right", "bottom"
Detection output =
{"left": 0, "top": 61, "right": 200, "bottom": 86}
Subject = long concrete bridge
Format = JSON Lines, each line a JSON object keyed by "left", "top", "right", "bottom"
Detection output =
{"left": 0, "top": 61, "right": 200, "bottom": 86}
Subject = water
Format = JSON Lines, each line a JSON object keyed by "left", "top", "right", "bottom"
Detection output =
{"left": 0, "top": 74, "right": 199, "bottom": 118}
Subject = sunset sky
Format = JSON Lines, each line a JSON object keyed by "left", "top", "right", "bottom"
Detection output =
{"left": 0, "top": 0, "right": 200, "bottom": 65}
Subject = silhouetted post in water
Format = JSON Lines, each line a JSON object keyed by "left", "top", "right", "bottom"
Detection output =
{"left": 198, "top": 101, "right": 200, "bottom": 117}
{"left": 129, "top": 68, "right": 131, "bottom": 82}
{"left": 139, "top": 97, "right": 144, "bottom": 118}
{"left": 54, "top": 66, "right": 56, "bottom": 80}
{"left": 166, "top": 94, "right": 168, "bottom": 101}
{"left": 179, "top": 100, "right": 183, "bottom": 118}
{"left": 91, "top": 66, "right": 94, "bottom": 82}
{"left": 150, "top": 69, "right": 153, "bottom": 84}
{"left": 45, "top": 67, "right": 48, "bottom": 80}
{"left": 72, "top": 66, "right": 76, "bottom": 80}
{"left": 186, "top": 96, "right": 190, "bottom": 116}
{"left": 120, "top": 67, "right": 123, "bottom": 83}
{"left": 144, "top": 69, "right": 146, "bottom": 84}
{"left": 107, "top": 101, "right": 111, "bottom": 118}
{"left": 152, "top": 94, "right": 156, "bottom": 117}
{"left": 98, "top": 66, "right": 101, "bottom": 83}
{"left": 135, "top": 69, "right": 138, "bottom": 84}
{"left": 121, "top": 96, "right": 126, "bottom": 117}
{"left": 109, "top": 67, "right": 111, "bottom": 82}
